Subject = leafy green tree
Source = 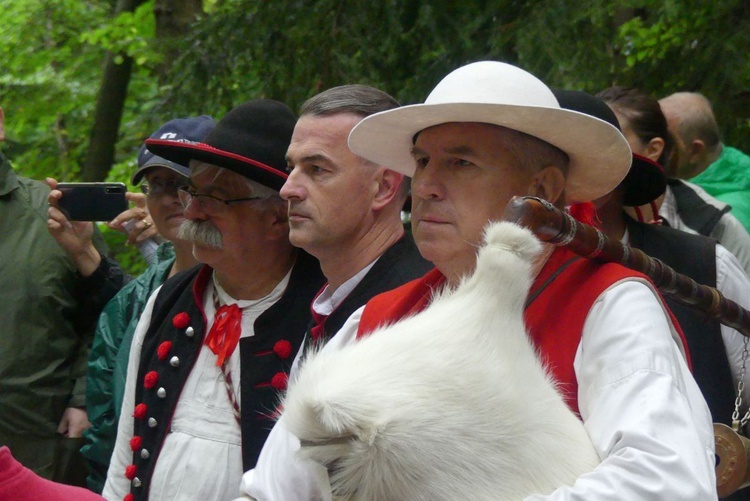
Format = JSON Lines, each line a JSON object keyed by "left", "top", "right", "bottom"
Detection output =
{"left": 2, "top": 0, "right": 748, "bottom": 275}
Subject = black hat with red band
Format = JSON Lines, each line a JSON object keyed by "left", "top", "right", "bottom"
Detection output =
{"left": 552, "top": 88, "right": 667, "bottom": 207}
{"left": 145, "top": 99, "right": 296, "bottom": 191}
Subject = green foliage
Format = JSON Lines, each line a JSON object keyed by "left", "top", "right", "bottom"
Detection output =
{"left": 0, "top": 0, "right": 163, "bottom": 184}
{"left": 2, "top": 0, "right": 750, "bottom": 275}
{"left": 611, "top": 1, "right": 750, "bottom": 148}
{"left": 80, "top": 1, "right": 159, "bottom": 67}
{"left": 515, "top": 0, "right": 750, "bottom": 149}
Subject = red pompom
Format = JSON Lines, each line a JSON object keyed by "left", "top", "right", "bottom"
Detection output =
{"left": 157, "top": 341, "right": 172, "bottom": 360}
{"left": 124, "top": 495, "right": 134, "bottom": 501}
{"left": 172, "top": 312, "right": 190, "bottom": 329}
{"left": 144, "top": 371, "right": 159, "bottom": 389}
{"left": 129, "top": 436, "right": 142, "bottom": 451}
{"left": 270, "top": 372, "right": 288, "bottom": 391}
{"left": 273, "top": 340, "right": 293, "bottom": 359}
{"left": 125, "top": 464, "right": 137, "bottom": 480}
{"left": 133, "top": 403, "right": 147, "bottom": 420}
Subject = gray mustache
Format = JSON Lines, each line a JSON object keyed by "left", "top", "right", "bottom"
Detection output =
{"left": 178, "top": 219, "right": 223, "bottom": 249}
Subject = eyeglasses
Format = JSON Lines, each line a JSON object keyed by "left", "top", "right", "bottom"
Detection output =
{"left": 177, "top": 187, "right": 265, "bottom": 214}
{"left": 141, "top": 178, "right": 188, "bottom": 197}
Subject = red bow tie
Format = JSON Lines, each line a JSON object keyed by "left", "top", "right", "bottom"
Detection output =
{"left": 205, "top": 303, "right": 242, "bottom": 366}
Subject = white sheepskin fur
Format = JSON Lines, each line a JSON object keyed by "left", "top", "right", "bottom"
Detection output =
{"left": 282, "top": 221, "right": 600, "bottom": 500}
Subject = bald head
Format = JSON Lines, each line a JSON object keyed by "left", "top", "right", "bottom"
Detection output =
{"left": 659, "top": 92, "right": 722, "bottom": 178}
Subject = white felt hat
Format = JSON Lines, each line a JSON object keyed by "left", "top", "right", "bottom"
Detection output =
{"left": 348, "top": 61, "right": 632, "bottom": 204}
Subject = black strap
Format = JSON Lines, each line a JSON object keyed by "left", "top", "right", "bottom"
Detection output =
{"left": 524, "top": 256, "right": 581, "bottom": 309}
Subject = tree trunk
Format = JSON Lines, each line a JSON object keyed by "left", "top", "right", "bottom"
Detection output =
{"left": 154, "top": 0, "right": 204, "bottom": 82}
{"left": 82, "top": 0, "right": 204, "bottom": 181}
{"left": 81, "top": 0, "right": 146, "bottom": 181}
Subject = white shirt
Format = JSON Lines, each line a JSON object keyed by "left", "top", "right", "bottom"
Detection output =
{"left": 705, "top": 243, "right": 750, "bottom": 410}
{"left": 290, "top": 260, "right": 377, "bottom": 378}
{"left": 103, "top": 271, "right": 290, "bottom": 501}
{"left": 237, "top": 278, "right": 717, "bottom": 500}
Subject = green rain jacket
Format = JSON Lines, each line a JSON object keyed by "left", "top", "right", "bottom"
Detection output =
{"left": 80, "top": 242, "right": 175, "bottom": 493}
{"left": 690, "top": 146, "right": 750, "bottom": 234}
{"left": 0, "top": 155, "right": 99, "bottom": 470}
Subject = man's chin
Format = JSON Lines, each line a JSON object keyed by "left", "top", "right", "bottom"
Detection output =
{"left": 192, "top": 240, "right": 223, "bottom": 252}
{"left": 288, "top": 228, "right": 312, "bottom": 248}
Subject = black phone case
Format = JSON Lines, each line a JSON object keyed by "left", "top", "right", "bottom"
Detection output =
{"left": 56, "top": 182, "right": 128, "bottom": 221}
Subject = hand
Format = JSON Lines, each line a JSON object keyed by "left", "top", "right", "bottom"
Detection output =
{"left": 108, "top": 192, "right": 160, "bottom": 246}
{"left": 57, "top": 407, "right": 91, "bottom": 438}
{"left": 46, "top": 177, "right": 101, "bottom": 276}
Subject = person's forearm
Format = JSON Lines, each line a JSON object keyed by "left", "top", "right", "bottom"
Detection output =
{"left": 71, "top": 242, "right": 102, "bottom": 278}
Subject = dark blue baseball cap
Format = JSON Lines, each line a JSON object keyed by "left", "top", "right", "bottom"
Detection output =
{"left": 132, "top": 115, "right": 216, "bottom": 185}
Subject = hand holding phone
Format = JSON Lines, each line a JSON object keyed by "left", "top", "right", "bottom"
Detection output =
{"left": 56, "top": 182, "right": 128, "bottom": 221}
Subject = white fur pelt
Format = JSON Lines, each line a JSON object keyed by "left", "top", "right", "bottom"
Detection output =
{"left": 282, "top": 221, "right": 600, "bottom": 500}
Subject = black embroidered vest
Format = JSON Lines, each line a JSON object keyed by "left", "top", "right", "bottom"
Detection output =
{"left": 627, "top": 218, "right": 735, "bottom": 425}
{"left": 305, "top": 233, "right": 433, "bottom": 345}
{"left": 125, "top": 250, "right": 323, "bottom": 500}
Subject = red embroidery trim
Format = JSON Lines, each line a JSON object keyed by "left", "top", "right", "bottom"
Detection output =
{"left": 133, "top": 403, "right": 147, "bottom": 420}
{"left": 172, "top": 312, "right": 190, "bottom": 329}
{"left": 144, "top": 371, "right": 158, "bottom": 389}
{"left": 271, "top": 372, "right": 288, "bottom": 390}
{"left": 273, "top": 339, "right": 292, "bottom": 359}
{"left": 157, "top": 341, "right": 172, "bottom": 360}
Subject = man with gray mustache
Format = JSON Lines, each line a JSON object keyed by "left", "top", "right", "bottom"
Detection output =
{"left": 102, "top": 99, "right": 324, "bottom": 501}
{"left": 178, "top": 216, "right": 223, "bottom": 249}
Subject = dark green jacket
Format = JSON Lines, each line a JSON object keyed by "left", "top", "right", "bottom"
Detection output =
{"left": 81, "top": 243, "right": 175, "bottom": 493}
{"left": 0, "top": 155, "right": 94, "bottom": 444}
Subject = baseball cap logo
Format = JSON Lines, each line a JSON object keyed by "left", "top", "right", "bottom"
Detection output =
{"left": 161, "top": 132, "right": 178, "bottom": 139}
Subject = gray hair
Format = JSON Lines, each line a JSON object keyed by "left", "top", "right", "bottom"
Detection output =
{"left": 300, "top": 84, "right": 399, "bottom": 119}
{"left": 499, "top": 126, "right": 570, "bottom": 176}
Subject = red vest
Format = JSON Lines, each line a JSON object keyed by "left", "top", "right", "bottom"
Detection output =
{"left": 358, "top": 247, "right": 689, "bottom": 416}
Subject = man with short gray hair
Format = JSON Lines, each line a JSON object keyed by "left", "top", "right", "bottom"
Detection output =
{"left": 238, "top": 84, "right": 432, "bottom": 500}
{"left": 660, "top": 91, "right": 750, "bottom": 233}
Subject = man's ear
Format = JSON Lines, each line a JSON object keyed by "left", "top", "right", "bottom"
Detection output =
{"left": 527, "top": 165, "right": 566, "bottom": 205}
{"left": 0, "top": 108, "right": 5, "bottom": 143}
{"left": 688, "top": 138, "right": 706, "bottom": 165}
{"left": 372, "top": 168, "right": 404, "bottom": 211}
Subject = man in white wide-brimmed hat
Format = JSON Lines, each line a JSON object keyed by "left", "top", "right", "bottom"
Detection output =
{"left": 237, "top": 62, "right": 716, "bottom": 500}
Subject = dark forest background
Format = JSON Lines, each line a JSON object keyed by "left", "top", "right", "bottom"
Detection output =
{"left": 2, "top": 0, "right": 748, "bottom": 271}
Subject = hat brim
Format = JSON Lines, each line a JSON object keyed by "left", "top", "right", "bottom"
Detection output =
{"left": 621, "top": 153, "right": 667, "bottom": 207}
{"left": 348, "top": 102, "right": 632, "bottom": 204}
{"left": 131, "top": 155, "right": 191, "bottom": 185}
{"left": 145, "top": 139, "right": 288, "bottom": 191}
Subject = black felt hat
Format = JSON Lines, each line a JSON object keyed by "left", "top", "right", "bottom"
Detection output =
{"left": 552, "top": 88, "right": 666, "bottom": 206}
{"left": 145, "top": 99, "right": 296, "bottom": 191}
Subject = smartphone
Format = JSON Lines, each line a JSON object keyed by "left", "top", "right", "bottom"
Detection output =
{"left": 56, "top": 182, "right": 128, "bottom": 221}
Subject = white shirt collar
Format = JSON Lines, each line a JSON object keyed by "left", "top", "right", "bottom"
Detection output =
{"left": 312, "top": 258, "right": 379, "bottom": 317}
